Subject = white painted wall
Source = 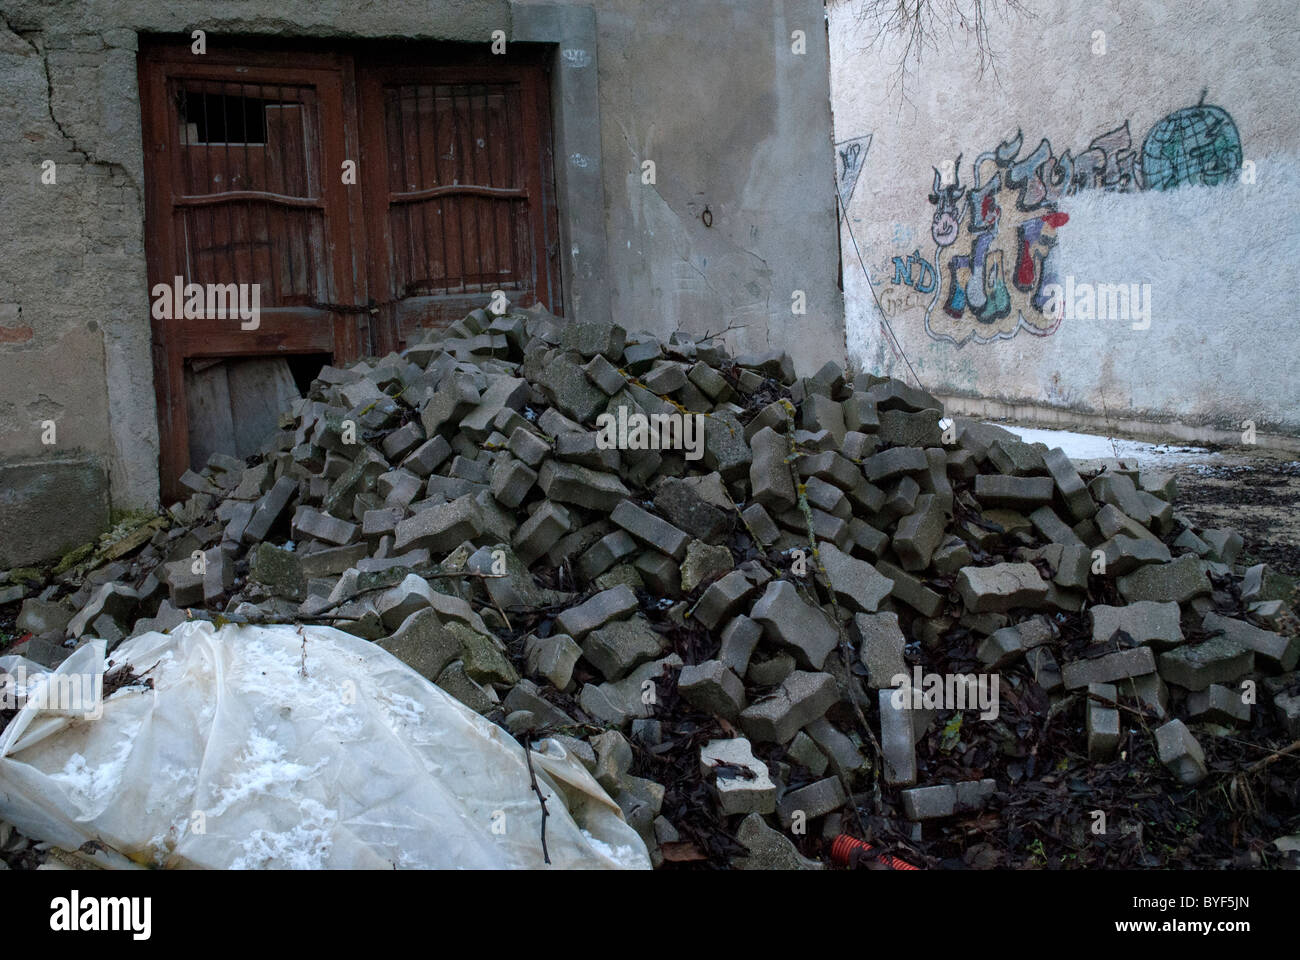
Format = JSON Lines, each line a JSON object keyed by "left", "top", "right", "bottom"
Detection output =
{"left": 829, "top": 0, "right": 1300, "bottom": 439}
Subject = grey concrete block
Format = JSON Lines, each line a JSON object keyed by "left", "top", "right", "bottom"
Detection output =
{"left": 16, "top": 598, "right": 74, "bottom": 636}
{"left": 1042, "top": 447, "right": 1096, "bottom": 520}
{"left": 679, "top": 539, "right": 733, "bottom": 593}
{"left": 525, "top": 632, "right": 583, "bottom": 691}
{"left": 1202, "top": 612, "right": 1298, "bottom": 671}
{"left": 377, "top": 608, "right": 463, "bottom": 682}
{"left": 892, "top": 493, "right": 946, "bottom": 570}
{"left": 678, "top": 659, "right": 747, "bottom": 718}
{"left": 700, "top": 738, "right": 776, "bottom": 815}
{"left": 578, "top": 529, "right": 638, "bottom": 581}
{"left": 1087, "top": 682, "right": 1121, "bottom": 760}
{"left": 393, "top": 495, "right": 482, "bottom": 553}
{"left": 691, "top": 569, "right": 758, "bottom": 630}
{"left": 583, "top": 353, "right": 626, "bottom": 395}
{"left": 242, "top": 474, "right": 298, "bottom": 543}
{"left": 786, "top": 731, "right": 830, "bottom": 777}
{"left": 819, "top": 542, "right": 894, "bottom": 613}
{"left": 732, "top": 813, "right": 823, "bottom": 870}
{"left": 1098, "top": 535, "right": 1171, "bottom": 574}
{"left": 583, "top": 614, "right": 666, "bottom": 681}
{"left": 974, "top": 474, "right": 1055, "bottom": 509}
{"left": 956, "top": 562, "right": 1049, "bottom": 613}
{"left": 401, "top": 435, "right": 453, "bottom": 477}
{"left": 1091, "top": 601, "right": 1184, "bottom": 650}
{"left": 778, "top": 776, "right": 847, "bottom": 826}
{"left": 874, "top": 559, "right": 944, "bottom": 618}
{"left": 1187, "top": 683, "right": 1251, "bottom": 724}
{"left": 750, "top": 579, "right": 839, "bottom": 670}
{"left": 513, "top": 500, "right": 574, "bottom": 565}
{"left": 855, "top": 611, "right": 907, "bottom": 689}
{"left": 954, "top": 778, "right": 997, "bottom": 811}
{"left": 611, "top": 499, "right": 690, "bottom": 560}
{"left": 804, "top": 716, "right": 867, "bottom": 778}
{"left": 1158, "top": 636, "right": 1254, "bottom": 691}
{"left": 738, "top": 670, "right": 837, "bottom": 743}
{"left": 538, "top": 459, "right": 630, "bottom": 512}
{"left": 901, "top": 784, "right": 956, "bottom": 821}
{"left": 879, "top": 687, "right": 917, "bottom": 786}
{"left": 749, "top": 426, "right": 796, "bottom": 510}
{"left": 1155, "top": 719, "right": 1208, "bottom": 784}
{"left": 718, "top": 615, "right": 762, "bottom": 676}
{"left": 1061, "top": 646, "right": 1157, "bottom": 689}
{"left": 741, "top": 502, "right": 780, "bottom": 546}
{"left": 490, "top": 457, "right": 538, "bottom": 509}
{"left": 66, "top": 582, "right": 139, "bottom": 639}
{"left": 555, "top": 585, "right": 639, "bottom": 639}
{"left": 864, "top": 446, "right": 928, "bottom": 483}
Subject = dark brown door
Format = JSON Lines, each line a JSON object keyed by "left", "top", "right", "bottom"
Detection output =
{"left": 356, "top": 56, "right": 562, "bottom": 352}
{"left": 140, "top": 45, "right": 367, "bottom": 500}
{"left": 139, "top": 41, "right": 560, "bottom": 500}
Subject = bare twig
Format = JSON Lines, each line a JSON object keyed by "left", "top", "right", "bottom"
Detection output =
{"left": 1244, "top": 738, "right": 1300, "bottom": 775}
{"left": 696, "top": 321, "right": 750, "bottom": 343}
{"left": 845, "top": 0, "right": 1029, "bottom": 107}
{"left": 521, "top": 733, "right": 551, "bottom": 865}
{"left": 490, "top": 592, "right": 513, "bottom": 632}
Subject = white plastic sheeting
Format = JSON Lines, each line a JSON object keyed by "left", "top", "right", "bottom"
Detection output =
{"left": 0, "top": 621, "right": 649, "bottom": 869}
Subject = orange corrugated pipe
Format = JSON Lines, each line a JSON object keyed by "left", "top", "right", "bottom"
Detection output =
{"left": 830, "top": 834, "right": 920, "bottom": 870}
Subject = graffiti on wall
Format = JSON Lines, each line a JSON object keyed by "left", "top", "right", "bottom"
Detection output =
{"left": 915, "top": 96, "right": 1241, "bottom": 346}
{"left": 1140, "top": 100, "right": 1242, "bottom": 190}
{"left": 836, "top": 133, "right": 873, "bottom": 208}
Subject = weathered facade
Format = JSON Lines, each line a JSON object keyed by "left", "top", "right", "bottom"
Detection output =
{"left": 829, "top": 0, "right": 1300, "bottom": 449}
{"left": 0, "top": 0, "right": 843, "bottom": 565}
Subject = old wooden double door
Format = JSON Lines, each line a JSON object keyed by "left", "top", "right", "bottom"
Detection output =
{"left": 139, "top": 40, "right": 562, "bottom": 499}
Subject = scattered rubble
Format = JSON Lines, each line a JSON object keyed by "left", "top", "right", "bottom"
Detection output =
{"left": 2, "top": 302, "right": 1298, "bottom": 870}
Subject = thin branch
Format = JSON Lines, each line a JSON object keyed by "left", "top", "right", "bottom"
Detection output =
{"left": 847, "top": 0, "right": 1029, "bottom": 107}
{"left": 696, "top": 321, "right": 750, "bottom": 343}
{"left": 521, "top": 733, "right": 552, "bottom": 865}
{"left": 1245, "top": 738, "right": 1300, "bottom": 775}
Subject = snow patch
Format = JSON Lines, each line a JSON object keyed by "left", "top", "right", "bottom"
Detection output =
{"left": 991, "top": 423, "right": 1217, "bottom": 466}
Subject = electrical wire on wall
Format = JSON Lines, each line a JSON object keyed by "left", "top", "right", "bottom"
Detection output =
{"left": 836, "top": 193, "right": 924, "bottom": 391}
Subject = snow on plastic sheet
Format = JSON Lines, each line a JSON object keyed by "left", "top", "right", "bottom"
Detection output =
{"left": 0, "top": 621, "right": 650, "bottom": 870}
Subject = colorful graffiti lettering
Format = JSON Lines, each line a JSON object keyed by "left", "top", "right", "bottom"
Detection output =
{"left": 921, "top": 135, "right": 1070, "bottom": 345}
{"left": 919, "top": 98, "right": 1241, "bottom": 346}
{"left": 891, "top": 248, "right": 937, "bottom": 294}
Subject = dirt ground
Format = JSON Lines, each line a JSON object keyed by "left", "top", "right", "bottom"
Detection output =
{"left": 1166, "top": 449, "right": 1300, "bottom": 576}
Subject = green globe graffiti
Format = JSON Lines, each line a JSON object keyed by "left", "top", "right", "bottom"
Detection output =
{"left": 1140, "top": 101, "right": 1242, "bottom": 190}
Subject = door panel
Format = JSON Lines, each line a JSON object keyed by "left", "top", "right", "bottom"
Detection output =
{"left": 357, "top": 60, "right": 561, "bottom": 351}
{"left": 141, "top": 47, "right": 364, "bottom": 500}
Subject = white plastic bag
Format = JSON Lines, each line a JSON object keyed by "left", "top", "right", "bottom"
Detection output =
{"left": 0, "top": 620, "right": 649, "bottom": 869}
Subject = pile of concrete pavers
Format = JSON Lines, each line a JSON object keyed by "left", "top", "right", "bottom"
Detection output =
{"left": 7, "top": 303, "right": 1299, "bottom": 869}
